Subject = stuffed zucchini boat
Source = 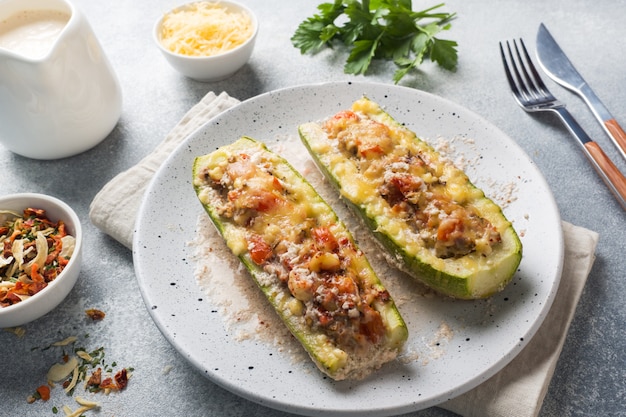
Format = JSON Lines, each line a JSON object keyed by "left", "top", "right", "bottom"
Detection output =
{"left": 298, "top": 98, "right": 522, "bottom": 299}
{"left": 192, "top": 136, "right": 407, "bottom": 380}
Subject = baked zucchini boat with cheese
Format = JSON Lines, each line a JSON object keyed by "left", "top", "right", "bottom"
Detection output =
{"left": 192, "top": 136, "right": 407, "bottom": 380}
{"left": 298, "top": 98, "right": 522, "bottom": 299}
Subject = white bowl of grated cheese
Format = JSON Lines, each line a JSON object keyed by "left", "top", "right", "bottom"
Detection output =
{"left": 0, "top": 193, "right": 82, "bottom": 328}
{"left": 154, "top": 1, "right": 258, "bottom": 82}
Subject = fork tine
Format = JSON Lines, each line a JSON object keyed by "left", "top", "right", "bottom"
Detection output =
{"left": 499, "top": 41, "right": 520, "bottom": 97}
{"left": 510, "top": 40, "right": 537, "bottom": 100}
{"left": 500, "top": 40, "right": 534, "bottom": 104}
{"left": 500, "top": 37, "right": 560, "bottom": 110}
{"left": 514, "top": 39, "right": 554, "bottom": 100}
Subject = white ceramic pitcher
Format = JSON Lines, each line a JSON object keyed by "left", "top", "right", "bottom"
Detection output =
{"left": 0, "top": 0, "right": 122, "bottom": 160}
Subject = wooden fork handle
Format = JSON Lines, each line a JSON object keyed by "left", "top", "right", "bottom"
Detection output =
{"left": 584, "top": 141, "right": 626, "bottom": 210}
{"left": 604, "top": 119, "right": 626, "bottom": 161}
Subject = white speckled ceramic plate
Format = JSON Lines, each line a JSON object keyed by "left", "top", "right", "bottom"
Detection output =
{"left": 133, "top": 81, "right": 563, "bottom": 416}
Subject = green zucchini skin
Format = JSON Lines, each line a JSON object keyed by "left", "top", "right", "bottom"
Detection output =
{"left": 298, "top": 99, "right": 523, "bottom": 300}
{"left": 192, "top": 136, "right": 407, "bottom": 380}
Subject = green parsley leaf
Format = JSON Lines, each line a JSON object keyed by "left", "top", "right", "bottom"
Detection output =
{"left": 345, "top": 36, "right": 381, "bottom": 75}
{"left": 291, "top": 0, "right": 345, "bottom": 53}
{"left": 430, "top": 37, "right": 458, "bottom": 70}
{"left": 291, "top": 0, "right": 457, "bottom": 83}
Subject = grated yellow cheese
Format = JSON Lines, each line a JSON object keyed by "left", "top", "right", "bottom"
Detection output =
{"left": 160, "top": 1, "right": 253, "bottom": 57}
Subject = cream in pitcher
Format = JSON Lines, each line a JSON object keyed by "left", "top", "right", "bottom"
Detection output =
{"left": 0, "top": 0, "right": 122, "bottom": 160}
{"left": 0, "top": 10, "right": 70, "bottom": 59}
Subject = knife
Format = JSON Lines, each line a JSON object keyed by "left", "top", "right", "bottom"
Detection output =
{"left": 536, "top": 22, "right": 626, "bottom": 162}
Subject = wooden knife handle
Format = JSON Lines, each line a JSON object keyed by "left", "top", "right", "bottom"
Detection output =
{"left": 604, "top": 119, "right": 626, "bottom": 160}
{"left": 584, "top": 141, "right": 626, "bottom": 210}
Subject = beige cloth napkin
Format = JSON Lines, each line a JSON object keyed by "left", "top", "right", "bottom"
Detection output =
{"left": 89, "top": 91, "right": 599, "bottom": 417}
{"left": 90, "top": 91, "right": 240, "bottom": 249}
{"left": 441, "top": 220, "right": 598, "bottom": 417}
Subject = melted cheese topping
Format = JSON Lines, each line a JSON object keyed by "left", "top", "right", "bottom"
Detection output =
{"left": 194, "top": 138, "right": 405, "bottom": 379}
{"left": 307, "top": 98, "right": 502, "bottom": 261}
{"left": 159, "top": 1, "right": 253, "bottom": 57}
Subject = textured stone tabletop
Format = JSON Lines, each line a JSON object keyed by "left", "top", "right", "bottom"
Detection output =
{"left": 1, "top": 0, "right": 624, "bottom": 416}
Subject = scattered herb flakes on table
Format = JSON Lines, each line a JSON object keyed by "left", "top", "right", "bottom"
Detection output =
{"left": 291, "top": 0, "right": 458, "bottom": 83}
{"left": 27, "top": 331, "right": 133, "bottom": 416}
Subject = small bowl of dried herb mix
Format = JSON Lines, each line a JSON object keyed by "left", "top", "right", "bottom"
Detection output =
{"left": 0, "top": 193, "right": 82, "bottom": 328}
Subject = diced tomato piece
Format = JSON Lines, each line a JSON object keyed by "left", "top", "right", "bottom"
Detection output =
{"left": 250, "top": 190, "right": 281, "bottom": 212}
{"left": 312, "top": 227, "right": 338, "bottom": 252}
{"left": 247, "top": 234, "right": 272, "bottom": 265}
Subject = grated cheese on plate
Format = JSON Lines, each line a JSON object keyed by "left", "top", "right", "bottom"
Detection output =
{"left": 160, "top": 1, "right": 254, "bottom": 57}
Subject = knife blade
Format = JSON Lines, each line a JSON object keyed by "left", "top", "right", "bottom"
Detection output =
{"left": 536, "top": 22, "right": 626, "bottom": 162}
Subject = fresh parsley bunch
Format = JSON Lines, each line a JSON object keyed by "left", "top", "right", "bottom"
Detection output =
{"left": 291, "top": 0, "right": 457, "bottom": 83}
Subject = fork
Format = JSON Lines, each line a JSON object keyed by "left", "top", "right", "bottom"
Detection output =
{"left": 500, "top": 38, "right": 626, "bottom": 210}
